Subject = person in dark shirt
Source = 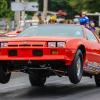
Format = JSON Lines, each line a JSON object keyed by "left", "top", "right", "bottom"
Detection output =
{"left": 37, "top": 13, "right": 44, "bottom": 25}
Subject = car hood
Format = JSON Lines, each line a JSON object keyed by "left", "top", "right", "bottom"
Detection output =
{"left": 6, "top": 30, "right": 17, "bottom": 34}
{"left": 0, "top": 36, "right": 73, "bottom": 42}
{"left": 6, "top": 29, "right": 24, "bottom": 35}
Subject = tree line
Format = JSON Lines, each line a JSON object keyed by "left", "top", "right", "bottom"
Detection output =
{"left": 0, "top": 0, "right": 100, "bottom": 18}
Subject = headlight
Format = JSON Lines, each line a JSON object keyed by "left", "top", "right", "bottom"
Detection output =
{"left": 57, "top": 42, "right": 65, "bottom": 47}
{"left": 48, "top": 42, "right": 56, "bottom": 47}
{"left": 0, "top": 42, "right": 8, "bottom": 47}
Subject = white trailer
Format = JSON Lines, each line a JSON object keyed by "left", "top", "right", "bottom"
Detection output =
{"left": 87, "top": 12, "right": 100, "bottom": 27}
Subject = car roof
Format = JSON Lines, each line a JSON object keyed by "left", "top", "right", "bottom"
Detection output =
{"left": 31, "top": 24, "right": 84, "bottom": 27}
{"left": 20, "top": 20, "right": 38, "bottom": 23}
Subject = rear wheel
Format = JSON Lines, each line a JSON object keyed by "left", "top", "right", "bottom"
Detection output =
{"left": 94, "top": 74, "right": 100, "bottom": 87}
{"left": 0, "top": 64, "right": 11, "bottom": 84}
{"left": 68, "top": 49, "right": 83, "bottom": 84}
{"left": 29, "top": 74, "right": 46, "bottom": 86}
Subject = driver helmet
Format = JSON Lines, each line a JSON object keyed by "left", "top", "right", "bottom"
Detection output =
{"left": 49, "top": 16, "right": 57, "bottom": 23}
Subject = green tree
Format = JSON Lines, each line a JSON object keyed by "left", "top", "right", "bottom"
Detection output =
{"left": 0, "top": 0, "right": 14, "bottom": 18}
{"left": 38, "top": 0, "right": 72, "bottom": 13}
{"left": 69, "top": 0, "right": 100, "bottom": 13}
{"left": 0, "top": 0, "right": 8, "bottom": 17}
{"left": 38, "top": 0, "right": 77, "bottom": 18}
{"left": 3, "top": 0, "right": 75, "bottom": 18}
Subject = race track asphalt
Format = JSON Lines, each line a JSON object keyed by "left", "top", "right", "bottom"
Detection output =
{"left": 0, "top": 72, "right": 100, "bottom": 100}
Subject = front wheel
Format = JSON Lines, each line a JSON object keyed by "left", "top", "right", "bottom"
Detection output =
{"left": 94, "top": 74, "right": 100, "bottom": 87}
{"left": 29, "top": 74, "right": 46, "bottom": 86}
{"left": 68, "top": 49, "right": 83, "bottom": 84}
{"left": 0, "top": 65, "right": 11, "bottom": 84}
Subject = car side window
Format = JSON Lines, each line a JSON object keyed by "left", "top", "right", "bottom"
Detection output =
{"left": 85, "top": 28, "right": 98, "bottom": 43}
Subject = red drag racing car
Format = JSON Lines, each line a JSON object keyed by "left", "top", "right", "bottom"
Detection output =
{"left": 0, "top": 24, "right": 100, "bottom": 87}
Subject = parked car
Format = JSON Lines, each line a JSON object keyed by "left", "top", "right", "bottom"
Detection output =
{"left": 0, "top": 24, "right": 100, "bottom": 87}
{"left": 5, "top": 20, "right": 38, "bottom": 37}
{"left": 5, "top": 29, "right": 24, "bottom": 37}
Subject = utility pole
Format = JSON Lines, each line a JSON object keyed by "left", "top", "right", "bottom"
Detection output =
{"left": 21, "top": 0, "right": 25, "bottom": 21}
{"left": 21, "top": 0, "right": 29, "bottom": 29}
{"left": 43, "top": 0, "right": 48, "bottom": 20}
{"left": 15, "top": 0, "right": 20, "bottom": 27}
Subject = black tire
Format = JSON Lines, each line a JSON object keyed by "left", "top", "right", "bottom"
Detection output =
{"left": 68, "top": 49, "right": 83, "bottom": 84}
{"left": 0, "top": 65, "right": 11, "bottom": 84}
{"left": 29, "top": 74, "right": 46, "bottom": 86}
{"left": 94, "top": 74, "right": 100, "bottom": 87}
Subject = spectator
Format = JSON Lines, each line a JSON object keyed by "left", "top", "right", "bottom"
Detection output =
{"left": 49, "top": 16, "right": 57, "bottom": 24}
{"left": 44, "top": 18, "right": 47, "bottom": 24}
{"left": 86, "top": 22, "right": 90, "bottom": 28}
{"left": 80, "top": 11, "right": 89, "bottom": 27}
{"left": 99, "top": 26, "right": 100, "bottom": 38}
{"left": 90, "top": 21, "right": 93, "bottom": 27}
{"left": 72, "top": 19, "right": 75, "bottom": 24}
{"left": 37, "top": 13, "right": 44, "bottom": 25}
{"left": 70, "top": 21, "right": 72, "bottom": 24}
{"left": 64, "top": 21, "right": 68, "bottom": 24}
{"left": 68, "top": 20, "right": 70, "bottom": 24}
{"left": 90, "top": 23, "right": 96, "bottom": 32}
{"left": 45, "top": 18, "right": 46, "bottom": 21}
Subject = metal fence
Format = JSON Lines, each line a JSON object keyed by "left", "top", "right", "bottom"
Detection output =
{"left": 0, "top": 18, "right": 16, "bottom": 32}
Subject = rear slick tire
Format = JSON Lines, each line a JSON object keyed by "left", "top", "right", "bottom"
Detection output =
{"left": 68, "top": 49, "right": 83, "bottom": 84}
{"left": 0, "top": 65, "right": 11, "bottom": 84}
{"left": 29, "top": 74, "right": 46, "bottom": 86}
{"left": 94, "top": 74, "right": 100, "bottom": 87}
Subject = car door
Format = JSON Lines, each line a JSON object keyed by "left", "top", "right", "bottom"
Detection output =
{"left": 85, "top": 28, "right": 100, "bottom": 64}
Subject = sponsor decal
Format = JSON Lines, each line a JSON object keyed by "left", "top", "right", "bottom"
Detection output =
{"left": 84, "top": 58, "right": 100, "bottom": 74}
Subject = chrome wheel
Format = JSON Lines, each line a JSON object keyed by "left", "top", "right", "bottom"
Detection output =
{"left": 68, "top": 49, "right": 83, "bottom": 84}
{"left": 77, "top": 56, "right": 81, "bottom": 77}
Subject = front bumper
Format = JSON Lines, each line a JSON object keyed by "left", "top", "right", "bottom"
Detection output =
{"left": 0, "top": 47, "right": 66, "bottom": 60}
{"left": 0, "top": 47, "right": 76, "bottom": 65}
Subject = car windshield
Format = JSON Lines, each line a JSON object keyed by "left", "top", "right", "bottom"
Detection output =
{"left": 19, "top": 22, "right": 38, "bottom": 29}
{"left": 18, "top": 25, "right": 84, "bottom": 38}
